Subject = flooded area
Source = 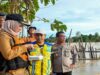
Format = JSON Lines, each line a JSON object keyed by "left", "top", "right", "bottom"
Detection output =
{"left": 73, "top": 43, "right": 100, "bottom": 75}
{"left": 73, "top": 60, "right": 100, "bottom": 75}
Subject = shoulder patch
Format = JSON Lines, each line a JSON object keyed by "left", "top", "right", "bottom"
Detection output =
{"left": 45, "top": 42, "right": 52, "bottom": 46}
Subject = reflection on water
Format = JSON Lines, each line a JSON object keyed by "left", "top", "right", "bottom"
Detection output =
{"left": 73, "top": 60, "right": 100, "bottom": 75}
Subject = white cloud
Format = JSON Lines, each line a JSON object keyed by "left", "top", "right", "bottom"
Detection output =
{"left": 66, "top": 21, "right": 100, "bottom": 36}
{"left": 32, "top": 0, "right": 100, "bottom": 36}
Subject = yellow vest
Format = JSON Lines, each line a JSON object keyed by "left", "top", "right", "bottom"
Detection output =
{"left": 29, "top": 43, "right": 52, "bottom": 75}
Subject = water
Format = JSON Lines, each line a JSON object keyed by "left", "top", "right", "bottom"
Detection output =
{"left": 73, "top": 60, "right": 100, "bottom": 75}
{"left": 73, "top": 43, "right": 100, "bottom": 75}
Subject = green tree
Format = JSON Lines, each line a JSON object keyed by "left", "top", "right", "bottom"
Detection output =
{"left": 94, "top": 32, "right": 100, "bottom": 42}
{"left": 51, "top": 19, "right": 67, "bottom": 32}
{"left": 0, "top": 0, "right": 67, "bottom": 32}
{"left": 95, "top": 32, "right": 99, "bottom": 37}
{"left": 45, "top": 34, "right": 56, "bottom": 43}
{"left": 0, "top": 0, "right": 56, "bottom": 22}
{"left": 81, "top": 35, "right": 89, "bottom": 42}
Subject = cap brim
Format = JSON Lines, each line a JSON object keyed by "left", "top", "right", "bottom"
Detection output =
{"left": 21, "top": 22, "right": 31, "bottom": 26}
{"left": 34, "top": 29, "right": 46, "bottom": 34}
{"left": 34, "top": 32, "right": 43, "bottom": 34}
{"left": 34, "top": 32, "right": 46, "bottom": 34}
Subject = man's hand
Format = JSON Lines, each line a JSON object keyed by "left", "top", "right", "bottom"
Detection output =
{"left": 24, "top": 44, "right": 34, "bottom": 50}
{"left": 70, "top": 64, "right": 75, "bottom": 69}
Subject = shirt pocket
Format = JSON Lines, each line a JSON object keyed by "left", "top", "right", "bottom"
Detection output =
{"left": 63, "top": 48, "right": 71, "bottom": 57}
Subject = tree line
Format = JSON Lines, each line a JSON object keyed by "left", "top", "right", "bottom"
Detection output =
{"left": 46, "top": 32, "right": 100, "bottom": 43}
{"left": 72, "top": 32, "right": 100, "bottom": 42}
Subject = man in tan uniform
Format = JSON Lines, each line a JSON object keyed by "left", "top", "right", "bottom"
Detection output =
{"left": 51, "top": 31, "right": 77, "bottom": 75}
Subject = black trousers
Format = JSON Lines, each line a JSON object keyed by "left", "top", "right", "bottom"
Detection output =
{"left": 56, "top": 71, "right": 72, "bottom": 75}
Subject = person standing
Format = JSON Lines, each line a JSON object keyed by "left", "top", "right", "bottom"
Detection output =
{"left": 0, "top": 14, "right": 33, "bottom": 75}
{"left": 25, "top": 26, "right": 37, "bottom": 42}
{"left": 51, "top": 31, "right": 77, "bottom": 75}
{"left": 29, "top": 29, "right": 52, "bottom": 75}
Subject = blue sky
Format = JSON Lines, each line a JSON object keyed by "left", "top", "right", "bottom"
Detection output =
{"left": 32, "top": 0, "right": 100, "bottom": 37}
